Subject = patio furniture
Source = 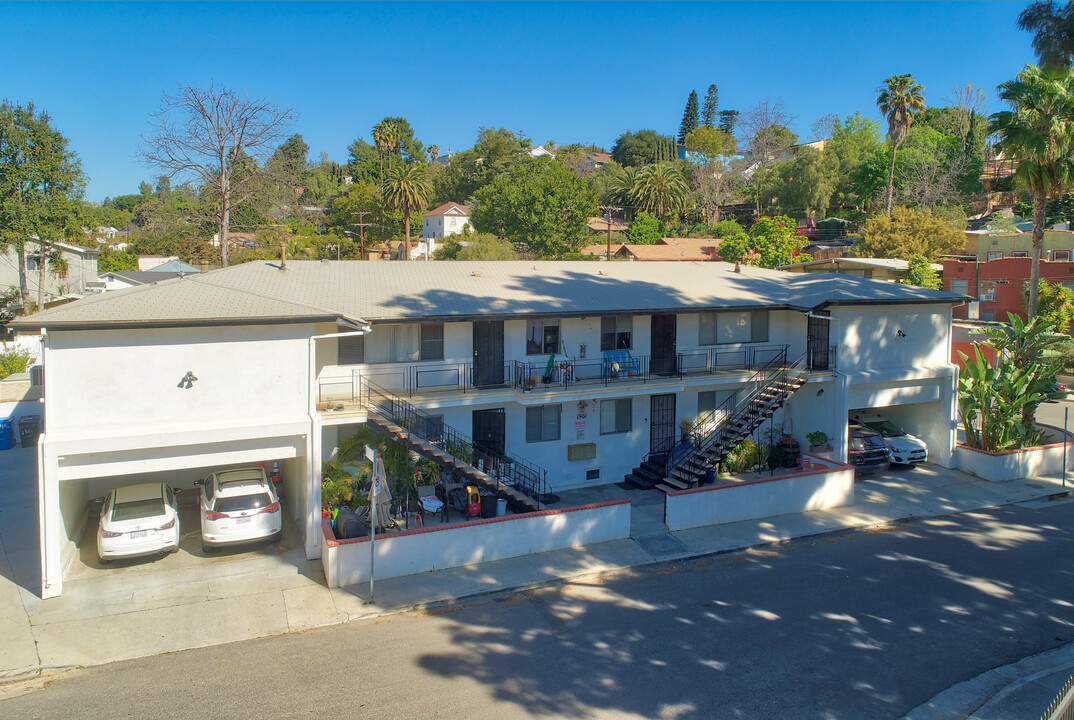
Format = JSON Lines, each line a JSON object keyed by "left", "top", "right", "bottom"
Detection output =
{"left": 602, "top": 350, "right": 640, "bottom": 379}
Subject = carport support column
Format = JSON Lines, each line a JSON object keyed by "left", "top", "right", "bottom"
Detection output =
{"left": 304, "top": 415, "right": 323, "bottom": 560}
{"left": 938, "top": 364, "right": 958, "bottom": 468}
{"left": 833, "top": 372, "right": 851, "bottom": 463}
{"left": 40, "top": 438, "right": 63, "bottom": 599}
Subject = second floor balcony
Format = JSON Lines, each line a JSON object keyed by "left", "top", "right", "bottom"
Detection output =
{"left": 316, "top": 344, "right": 837, "bottom": 414}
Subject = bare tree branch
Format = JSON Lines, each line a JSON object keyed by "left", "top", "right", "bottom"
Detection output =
{"left": 140, "top": 84, "right": 295, "bottom": 266}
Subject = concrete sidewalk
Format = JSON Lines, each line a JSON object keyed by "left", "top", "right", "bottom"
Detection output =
{"left": 1, "top": 443, "right": 1072, "bottom": 720}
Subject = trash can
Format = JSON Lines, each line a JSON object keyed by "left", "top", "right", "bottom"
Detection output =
{"left": 18, "top": 415, "right": 40, "bottom": 448}
{"left": 480, "top": 493, "right": 498, "bottom": 519}
{"left": 0, "top": 418, "right": 13, "bottom": 451}
{"left": 496, "top": 498, "right": 507, "bottom": 516}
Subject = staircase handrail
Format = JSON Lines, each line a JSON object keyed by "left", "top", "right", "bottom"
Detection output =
{"left": 358, "top": 376, "right": 550, "bottom": 508}
{"left": 678, "top": 350, "right": 810, "bottom": 475}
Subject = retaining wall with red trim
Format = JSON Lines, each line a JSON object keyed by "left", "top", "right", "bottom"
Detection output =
{"left": 664, "top": 454, "right": 856, "bottom": 531}
{"left": 954, "top": 423, "right": 1074, "bottom": 482}
{"left": 320, "top": 499, "right": 631, "bottom": 588}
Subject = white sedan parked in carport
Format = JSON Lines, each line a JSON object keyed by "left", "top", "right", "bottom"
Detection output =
{"left": 851, "top": 412, "right": 928, "bottom": 465}
{"left": 97, "top": 483, "right": 181, "bottom": 563}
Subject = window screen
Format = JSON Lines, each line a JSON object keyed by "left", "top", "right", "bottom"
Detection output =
{"left": 526, "top": 404, "right": 561, "bottom": 442}
{"left": 420, "top": 323, "right": 444, "bottom": 361}
{"left": 699, "top": 311, "right": 769, "bottom": 345}
{"left": 600, "top": 398, "right": 631, "bottom": 435}
{"left": 600, "top": 316, "right": 632, "bottom": 350}
{"left": 338, "top": 335, "right": 365, "bottom": 364}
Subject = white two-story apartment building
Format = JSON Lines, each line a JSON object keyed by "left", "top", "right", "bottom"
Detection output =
{"left": 13, "top": 260, "right": 963, "bottom": 597}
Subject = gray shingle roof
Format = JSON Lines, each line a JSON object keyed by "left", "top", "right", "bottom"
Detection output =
{"left": 11, "top": 260, "right": 964, "bottom": 330}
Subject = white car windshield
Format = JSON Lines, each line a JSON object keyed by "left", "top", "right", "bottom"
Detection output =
{"left": 867, "top": 420, "right": 905, "bottom": 437}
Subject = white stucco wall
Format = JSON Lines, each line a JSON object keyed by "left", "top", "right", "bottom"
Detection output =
{"left": 664, "top": 457, "right": 855, "bottom": 531}
{"left": 321, "top": 499, "right": 631, "bottom": 587}
{"left": 833, "top": 303, "right": 951, "bottom": 372}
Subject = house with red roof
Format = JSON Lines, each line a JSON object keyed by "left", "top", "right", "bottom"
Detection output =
{"left": 422, "top": 202, "right": 471, "bottom": 240}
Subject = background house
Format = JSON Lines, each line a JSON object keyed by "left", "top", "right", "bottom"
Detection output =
{"left": 422, "top": 202, "right": 471, "bottom": 240}
{"left": 943, "top": 256, "right": 1074, "bottom": 322}
{"left": 780, "top": 257, "right": 942, "bottom": 282}
{"left": 0, "top": 241, "right": 100, "bottom": 304}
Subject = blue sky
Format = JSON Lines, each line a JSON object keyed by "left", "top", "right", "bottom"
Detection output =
{"left": 2, "top": 1, "right": 1035, "bottom": 202}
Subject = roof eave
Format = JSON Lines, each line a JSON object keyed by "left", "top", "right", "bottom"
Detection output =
{"left": 9, "top": 313, "right": 369, "bottom": 332}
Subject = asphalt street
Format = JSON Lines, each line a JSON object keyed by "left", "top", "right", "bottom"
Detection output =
{"left": 3, "top": 498, "right": 1073, "bottom": 720}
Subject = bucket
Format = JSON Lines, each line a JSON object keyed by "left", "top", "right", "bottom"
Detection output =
{"left": 496, "top": 498, "right": 507, "bottom": 516}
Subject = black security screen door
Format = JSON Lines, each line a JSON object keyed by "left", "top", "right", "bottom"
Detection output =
{"left": 473, "top": 320, "right": 505, "bottom": 387}
{"left": 651, "top": 314, "right": 677, "bottom": 376}
{"left": 650, "top": 393, "right": 676, "bottom": 456}
{"left": 807, "top": 310, "right": 830, "bottom": 371}
{"left": 473, "top": 408, "right": 506, "bottom": 472}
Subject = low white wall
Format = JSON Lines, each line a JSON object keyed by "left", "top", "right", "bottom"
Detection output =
{"left": 664, "top": 455, "right": 855, "bottom": 531}
{"left": 321, "top": 499, "right": 631, "bottom": 588}
{"left": 954, "top": 424, "right": 1074, "bottom": 482}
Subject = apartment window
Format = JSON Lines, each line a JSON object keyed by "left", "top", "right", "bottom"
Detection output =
{"left": 987, "top": 251, "right": 1004, "bottom": 261}
{"left": 600, "top": 398, "right": 631, "bottom": 435}
{"left": 25, "top": 256, "right": 39, "bottom": 272}
{"left": 699, "top": 310, "right": 769, "bottom": 345}
{"left": 526, "top": 318, "right": 560, "bottom": 355}
{"left": 698, "top": 389, "right": 736, "bottom": 418}
{"left": 949, "top": 279, "right": 969, "bottom": 295}
{"left": 1012, "top": 251, "right": 1029, "bottom": 258}
{"left": 526, "top": 404, "right": 561, "bottom": 442}
{"left": 338, "top": 334, "right": 365, "bottom": 364}
{"left": 600, "top": 315, "right": 632, "bottom": 351}
{"left": 1053, "top": 250, "right": 1072, "bottom": 261}
{"left": 360, "top": 323, "right": 444, "bottom": 364}
{"left": 419, "top": 323, "right": 444, "bottom": 361}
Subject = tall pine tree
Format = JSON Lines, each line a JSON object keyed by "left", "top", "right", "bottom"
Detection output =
{"left": 718, "top": 109, "right": 740, "bottom": 136}
{"left": 701, "top": 84, "right": 719, "bottom": 127}
{"left": 678, "top": 90, "right": 700, "bottom": 144}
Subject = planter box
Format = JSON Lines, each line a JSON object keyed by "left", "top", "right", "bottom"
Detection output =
{"left": 954, "top": 423, "right": 1074, "bottom": 482}
{"left": 664, "top": 454, "right": 855, "bottom": 531}
{"left": 321, "top": 499, "right": 631, "bottom": 588}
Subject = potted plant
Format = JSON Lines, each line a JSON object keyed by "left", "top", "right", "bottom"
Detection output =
{"left": 806, "top": 430, "right": 831, "bottom": 453}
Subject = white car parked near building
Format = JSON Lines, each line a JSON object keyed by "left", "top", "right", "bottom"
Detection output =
{"left": 195, "top": 467, "right": 282, "bottom": 552}
{"left": 97, "top": 483, "right": 181, "bottom": 562}
{"left": 850, "top": 413, "right": 928, "bottom": 465}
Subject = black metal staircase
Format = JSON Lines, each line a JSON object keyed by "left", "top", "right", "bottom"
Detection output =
{"left": 358, "top": 378, "right": 549, "bottom": 512}
{"left": 625, "top": 351, "right": 810, "bottom": 493}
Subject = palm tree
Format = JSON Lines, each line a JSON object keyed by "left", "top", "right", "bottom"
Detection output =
{"left": 629, "top": 163, "right": 689, "bottom": 221}
{"left": 990, "top": 64, "right": 1074, "bottom": 318}
{"left": 382, "top": 163, "right": 432, "bottom": 258}
{"left": 429, "top": 145, "right": 440, "bottom": 163}
{"left": 372, "top": 122, "right": 389, "bottom": 184}
{"left": 876, "top": 74, "right": 926, "bottom": 213}
{"left": 1018, "top": 1, "right": 1074, "bottom": 71}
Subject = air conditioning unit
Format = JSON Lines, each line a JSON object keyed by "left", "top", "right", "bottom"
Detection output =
{"left": 979, "top": 293, "right": 995, "bottom": 302}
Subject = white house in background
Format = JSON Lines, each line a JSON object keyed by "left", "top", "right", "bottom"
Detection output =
{"left": 422, "top": 202, "right": 471, "bottom": 240}
{"left": 779, "top": 257, "right": 943, "bottom": 283}
{"left": 99, "top": 270, "right": 197, "bottom": 292}
{"left": 12, "top": 260, "right": 964, "bottom": 597}
{"left": 528, "top": 145, "right": 556, "bottom": 159}
{"left": 137, "top": 255, "right": 180, "bottom": 271}
{"left": 0, "top": 240, "right": 100, "bottom": 304}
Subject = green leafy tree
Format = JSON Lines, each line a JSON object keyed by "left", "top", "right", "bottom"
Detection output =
{"left": 903, "top": 254, "right": 941, "bottom": 289}
{"left": 471, "top": 157, "right": 598, "bottom": 258}
{"left": 346, "top": 136, "right": 383, "bottom": 186}
{"left": 856, "top": 206, "right": 964, "bottom": 261}
{"left": 382, "top": 164, "right": 432, "bottom": 254}
{"left": 629, "top": 163, "right": 689, "bottom": 221}
{"left": 682, "top": 126, "right": 737, "bottom": 159}
{"left": 825, "top": 113, "right": 883, "bottom": 212}
{"left": 97, "top": 248, "right": 139, "bottom": 272}
{"left": 1029, "top": 279, "right": 1074, "bottom": 332}
{"left": 1019, "top": 1, "right": 1074, "bottom": 70}
{"left": 716, "top": 215, "right": 811, "bottom": 268}
{"left": 0, "top": 100, "right": 86, "bottom": 309}
{"left": 626, "top": 211, "right": 666, "bottom": 244}
{"left": 877, "top": 74, "right": 927, "bottom": 213}
{"left": 769, "top": 146, "right": 839, "bottom": 217}
{"left": 434, "top": 231, "right": 519, "bottom": 260}
{"left": 611, "top": 130, "right": 675, "bottom": 167}
{"left": 679, "top": 90, "right": 700, "bottom": 144}
{"left": 990, "top": 64, "right": 1074, "bottom": 318}
{"left": 701, "top": 84, "right": 719, "bottom": 128}
{"left": 0, "top": 345, "right": 31, "bottom": 380}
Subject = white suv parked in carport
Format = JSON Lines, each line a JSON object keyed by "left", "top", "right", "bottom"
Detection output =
{"left": 195, "top": 468, "right": 282, "bottom": 552}
{"left": 850, "top": 412, "right": 928, "bottom": 465}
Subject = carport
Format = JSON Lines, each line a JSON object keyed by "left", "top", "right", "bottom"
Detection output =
{"left": 846, "top": 370, "right": 958, "bottom": 468}
{"left": 39, "top": 420, "right": 318, "bottom": 598}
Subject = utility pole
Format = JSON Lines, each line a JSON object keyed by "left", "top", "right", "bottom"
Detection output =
{"left": 598, "top": 204, "right": 623, "bottom": 261}
{"left": 350, "top": 211, "right": 372, "bottom": 259}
